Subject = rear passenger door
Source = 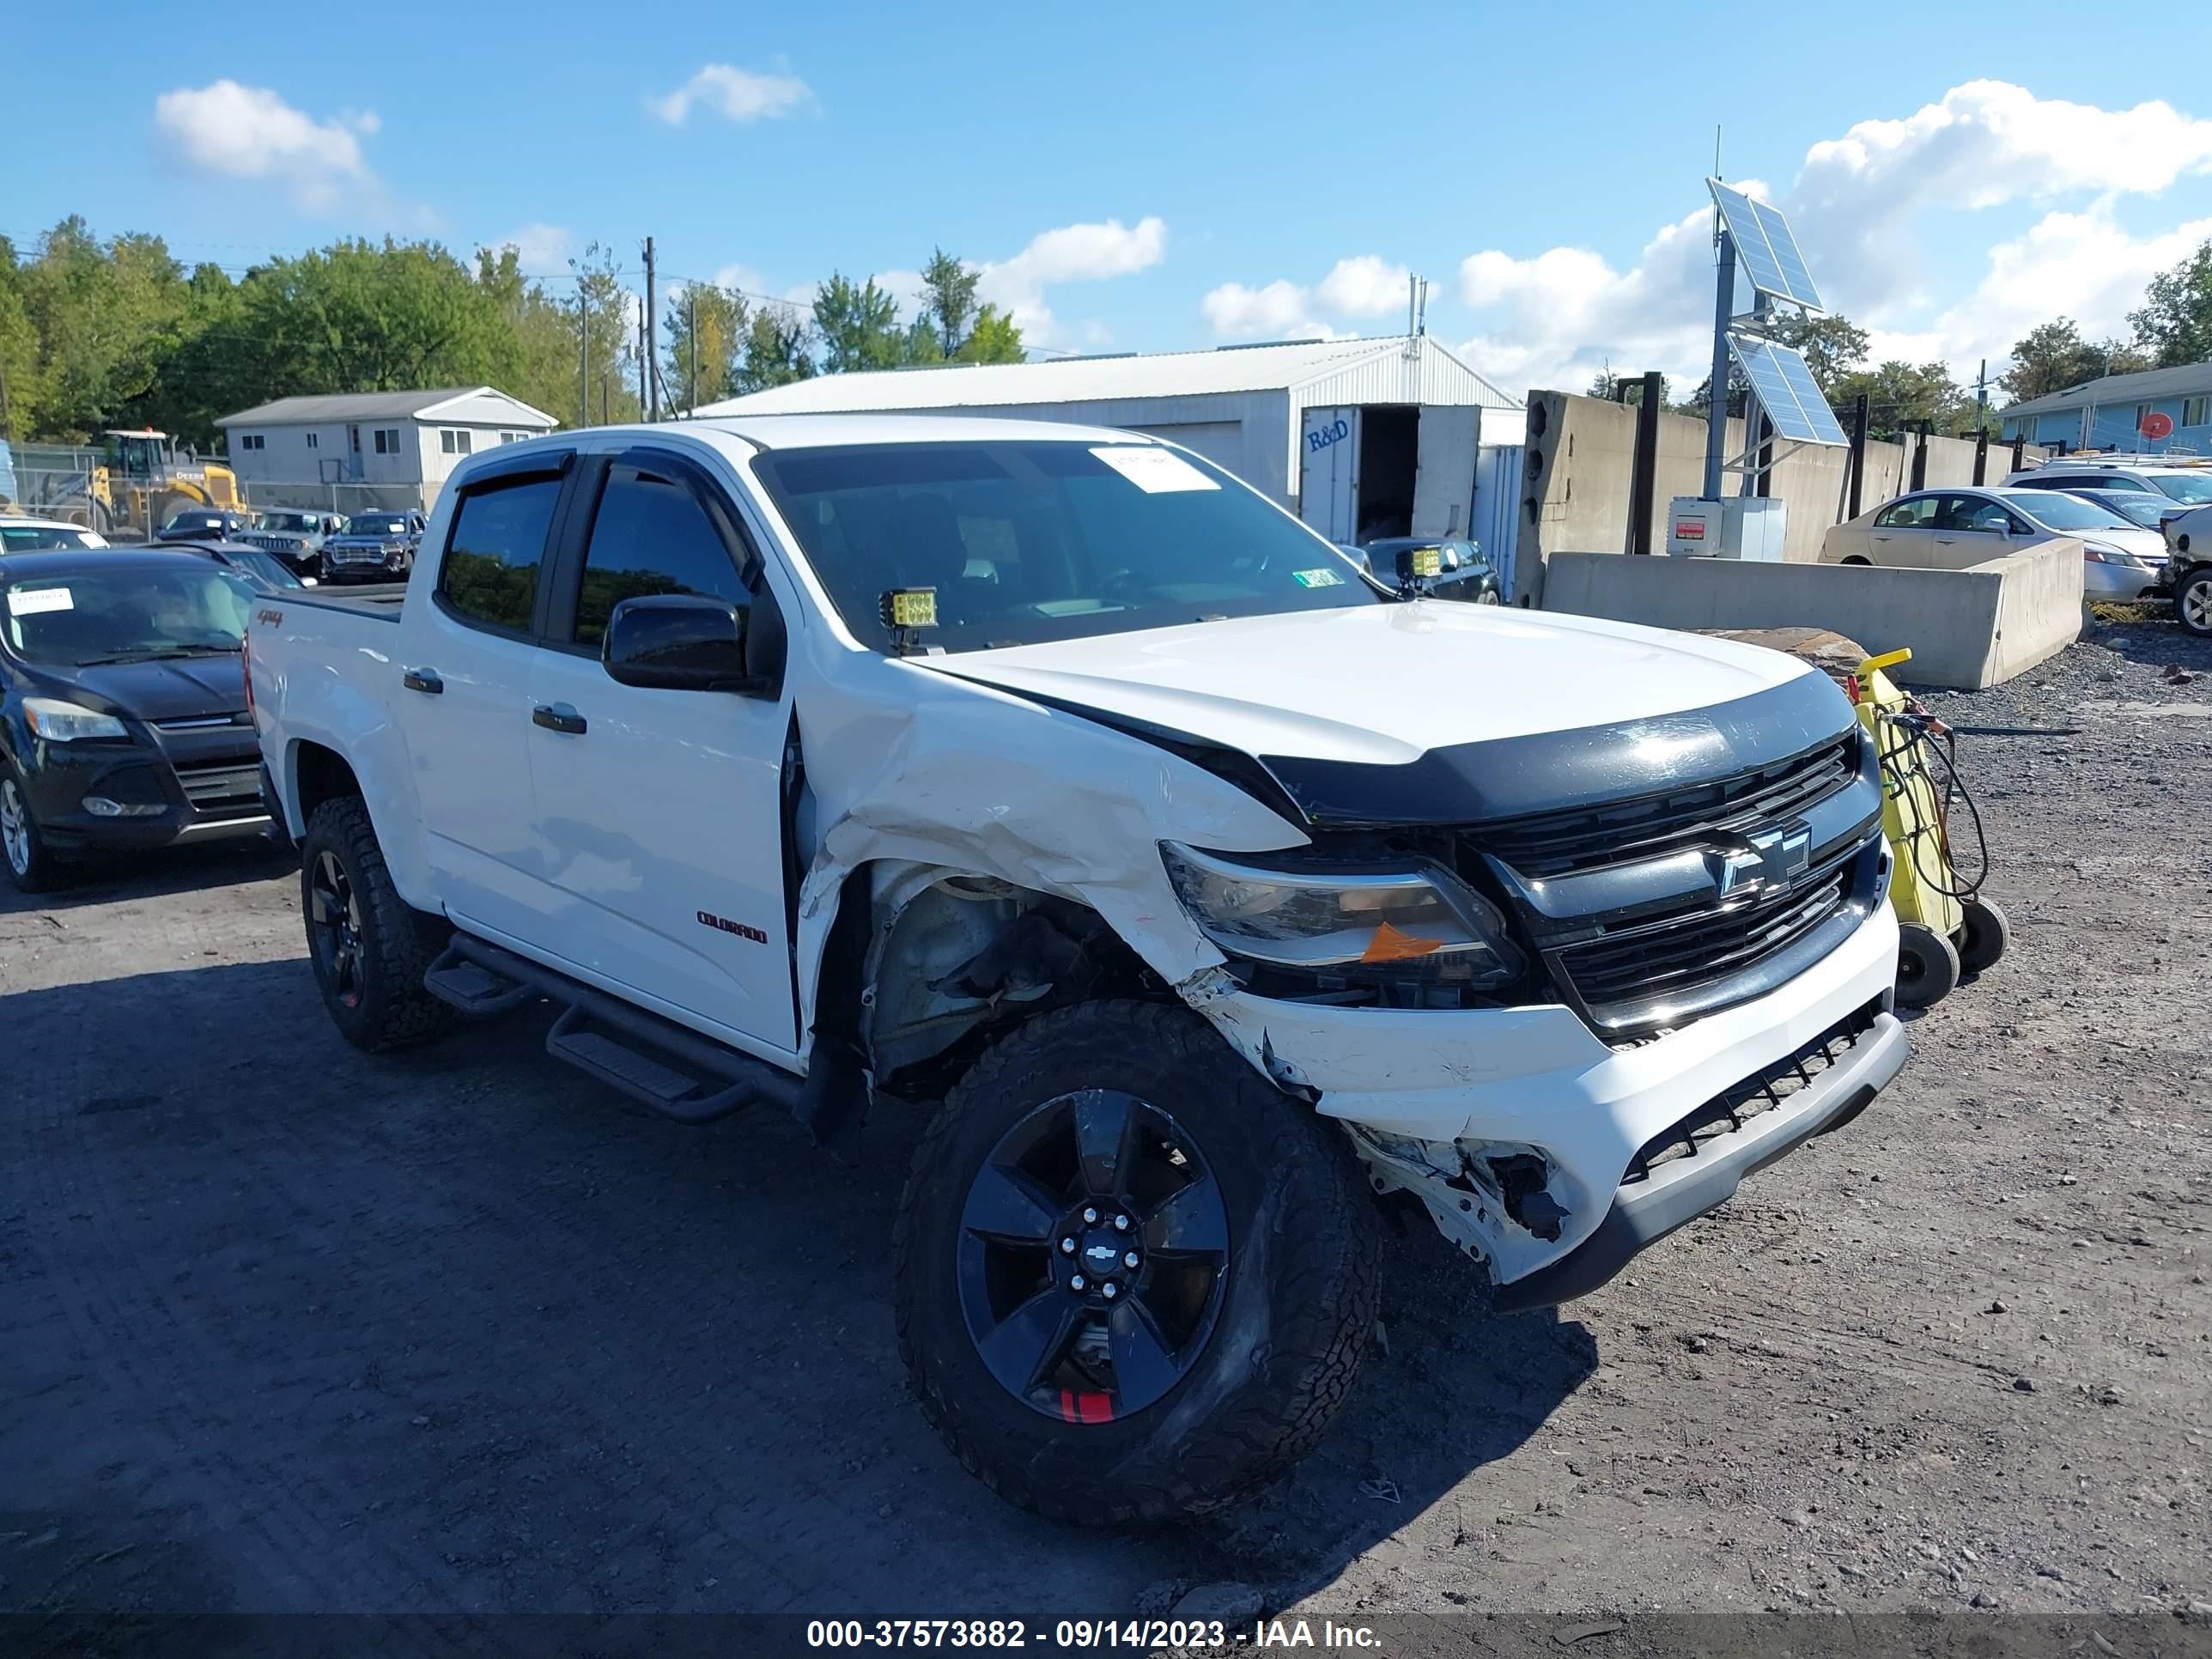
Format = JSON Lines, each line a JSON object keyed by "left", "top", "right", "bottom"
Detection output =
{"left": 522, "top": 447, "right": 799, "bottom": 1057}
{"left": 1867, "top": 494, "right": 1939, "bottom": 565}
{"left": 393, "top": 451, "right": 570, "bottom": 940}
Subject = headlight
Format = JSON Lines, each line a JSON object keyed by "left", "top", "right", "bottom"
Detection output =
{"left": 2081, "top": 544, "right": 2142, "bottom": 567}
{"left": 23, "top": 696, "right": 129, "bottom": 742}
{"left": 1161, "top": 842, "right": 1526, "bottom": 988}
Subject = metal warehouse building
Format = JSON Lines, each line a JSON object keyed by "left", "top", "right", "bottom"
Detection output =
{"left": 696, "top": 335, "right": 1524, "bottom": 549}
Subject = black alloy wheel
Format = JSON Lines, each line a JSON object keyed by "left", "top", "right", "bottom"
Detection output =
{"left": 958, "top": 1088, "right": 1230, "bottom": 1424}
{"left": 307, "top": 848, "right": 367, "bottom": 1010}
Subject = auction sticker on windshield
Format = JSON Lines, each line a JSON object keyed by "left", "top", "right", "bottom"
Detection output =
{"left": 7, "top": 586, "right": 73, "bottom": 615}
{"left": 1291, "top": 567, "right": 1345, "bottom": 587}
{"left": 1091, "top": 447, "right": 1218, "bottom": 493}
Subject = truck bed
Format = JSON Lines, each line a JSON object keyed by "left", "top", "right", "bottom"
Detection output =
{"left": 281, "top": 583, "right": 407, "bottom": 619}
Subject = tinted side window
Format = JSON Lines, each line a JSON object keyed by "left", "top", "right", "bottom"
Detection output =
{"left": 572, "top": 464, "right": 748, "bottom": 648}
{"left": 440, "top": 477, "right": 562, "bottom": 632}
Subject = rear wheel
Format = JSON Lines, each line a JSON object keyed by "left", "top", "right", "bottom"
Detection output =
{"left": 1957, "top": 896, "right": 2009, "bottom": 975}
{"left": 300, "top": 797, "right": 455, "bottom": 1051}
{"left": 894, "top": 1000, "right": 1382, "bottom": 1524}
{"left": 2175, "top": 567, "right": 2212, "bottom": 637}
{"left": 1894, "top": 922, "right": 1960, "bottom": 1009}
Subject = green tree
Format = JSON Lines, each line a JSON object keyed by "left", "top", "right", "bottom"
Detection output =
{"left": 737, "top": 306, "right": 815, "bottom": 392}
{"left": 1827, "top": 360, "right": 1967, "bottom": 441}
{"left": 1999, "top": 318, "right": 2147, "bottom": 403}
{"left": 812, "top": 273, "right": 904, "bottom": 374}
{"left": 957, "top": 304, "right": 1024, "bottom": 363}
{"left": 2129, "top": 239, "right": 2212, "bottom": 368}
{"left": 12, "top": 217, "right": 195, "bottom": 440}
{"left": 918, "top": 247, "right": 981, "bottom": 359}
{"left": 473, "top": 243, "right": 577, "bottom": 428}
{"left": 1766, "top": 313, "right": 1869, "bottom": 388}
{"left": 566, "top": 240, "right": 641, "bottom": 425}
{"left": 662, "top": 282, "right": 750, "bottom": 410}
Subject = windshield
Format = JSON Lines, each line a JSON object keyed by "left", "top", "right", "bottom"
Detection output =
{"left": 262, "top": 513, "right": 310, "bottom": 532}
{"left": 1999, "top": 491, "right": 2134, "bottom": 531}
{"left": 344, "top": 515, "right": 410, "bottom": 537}
{"left": 3, "top": 566, "right": 253, "bottom": 665}
{"left": 750, "top": 441, "right": 1382, "bottom": 653}
{"left": 2083, "top": 493, "right": 2169, "bottom": 529}
{"left": 162, "top": 513, "right": 227, "bottom": 532}
{"left": 1, "top": 523, "right": 98, "bottom": 552}
{"left": 2153, "top": 474, "right": 2212, "bottom": 503}
{"left": 224, "top": 550, "right": 303, "bottom": 588}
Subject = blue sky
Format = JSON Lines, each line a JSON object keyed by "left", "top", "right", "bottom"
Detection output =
{"left": 12, "top": 0, "right": 2212, "bottom": 393}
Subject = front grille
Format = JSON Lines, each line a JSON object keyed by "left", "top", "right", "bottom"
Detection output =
{"left": 1622, "top": 1000, "right": 1881, "bottom": 1187}
{"left": 244, "top": 534, "right": 303, "bottom": 553}
{"left": 151, "top": 714, "right": 247, "bottom": 731}
{"left": 1468, "top": 734, "right": 1857, "bottom": 879}
{"left": 174, "top": 762, "right": 262, "bottom": 812}
{"left": 1553, "top": 853, "right": 1855, "bottom": 1009}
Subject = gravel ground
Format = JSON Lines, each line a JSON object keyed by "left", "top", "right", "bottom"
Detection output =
{"left": 2, "top": 616, "right": 2206, "bottom": 1645}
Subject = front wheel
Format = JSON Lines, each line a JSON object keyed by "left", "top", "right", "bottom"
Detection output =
{"left": 1475, "top": 586, "right": 1503, "bottom": 605}
{"left": 299, "top": 797, "right": 456, "bottom": 1051}
{"left": 2174, "top": 568, "right": 2212, "bottom": 637}
{"left": 893, "top": 1001, "right": 1382, "bottom": 1524}
{"left": 0, "top": 766, "right": 65, "bottom": 894}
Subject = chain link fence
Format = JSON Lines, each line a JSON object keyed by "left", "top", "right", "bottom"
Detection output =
{"left": 3, "top": 446, "right": 428, "bottom": 541}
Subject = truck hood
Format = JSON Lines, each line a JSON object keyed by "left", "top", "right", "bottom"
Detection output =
{"left": 921, "top": 602, "right": 1847, "bottom": 826}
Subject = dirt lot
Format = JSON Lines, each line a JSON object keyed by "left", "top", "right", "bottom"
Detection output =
{"left": 3, "top": 617, "right": 2207, "bottom": 1644}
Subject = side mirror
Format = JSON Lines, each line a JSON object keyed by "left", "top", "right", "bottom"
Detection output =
{"left": 602, "top": 593, "right": 753, "bottom": 691}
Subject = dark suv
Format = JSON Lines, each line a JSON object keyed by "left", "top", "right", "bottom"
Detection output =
{"left": 319, "top": 510, "right": 426, "bottom": 583}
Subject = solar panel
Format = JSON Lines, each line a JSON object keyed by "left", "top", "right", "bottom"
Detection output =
{"left": 1727, "top": 334, "right": 1849, "bottom": 447}
{"left": 1708, "top": 180, "right": 1825, "bottom": 311}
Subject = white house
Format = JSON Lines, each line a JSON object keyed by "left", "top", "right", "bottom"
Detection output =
{"left": 695, "top": 336, "right": 1525, "bottom": 547}
{"left": 216, "top": 387, "right": 560, "bottom": 507}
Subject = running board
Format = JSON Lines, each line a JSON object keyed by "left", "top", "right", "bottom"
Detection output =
{"left": 424, "top": 933, "right": 804, "bottom": 1126}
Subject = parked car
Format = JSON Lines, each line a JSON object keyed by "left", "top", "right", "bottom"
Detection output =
{"left": 2, "top": 514, "right": 110, "bottom": 553}
{"left": 2152, "top": 503, "right": 2212, "bottom": 636}
{"left": 0, "top": 547, "right": 271, "bottom": 891}
{"left": 1820, "top": 487, "right": 2168, "bottom": 601}
{"left": 2063, "top": 488, "right": 2187, "bottom": 535}
{"left": 240, "top": 508, "right": 342, "bottom": 577}
{"left": 161, "top": 538, "right": 319, "bottom": 592}
{"left": 1358, "top": 537, "right": 1503, "bottom": 603}
{"left": 2002, "top": 458, "right": 2212, "bottom": 507}
{"left": 319, "top": 510, "right": 427, "bottom": 584}
{"left": 249, "top": 418, "right": 1904, "bottom": 1522}
{"left": 153, "top": 506, "right": 254, "bottom": 543}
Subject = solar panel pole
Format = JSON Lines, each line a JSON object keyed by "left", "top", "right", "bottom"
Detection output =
{"left": 1702, "top": 233, "right": 1735, "bottom": 501}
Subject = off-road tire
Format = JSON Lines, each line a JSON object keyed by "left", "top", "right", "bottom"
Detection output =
{"left": 1894, "top": 921, "right": 1960, "bottom": 1009}
{"left": 299, "top": 797, "right": 456, "bottom": 1052}
{"left": 892, "top": 1000, "right": 1382, "bottom": 1525}
{"left": 2174, "top": 567, "right": 2212, "bottom": 638}
{"left": 0, "top": 764, "right": 66, "bottom": 894}
{"left": 1957, "top": 896, "right": 2009, "bottom": 976}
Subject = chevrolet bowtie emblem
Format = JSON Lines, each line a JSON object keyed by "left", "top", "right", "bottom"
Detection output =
{"left": 1717, "top": 822, "right": 1812, "bottom": 899}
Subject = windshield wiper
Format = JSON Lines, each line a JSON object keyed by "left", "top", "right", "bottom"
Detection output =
{"left": 75, "top": 645, "right": 239, "bottom": 665}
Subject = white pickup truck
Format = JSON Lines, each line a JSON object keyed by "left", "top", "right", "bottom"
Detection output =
{"left": 247, "top": 416, "right": 1905, "bottom": 1522}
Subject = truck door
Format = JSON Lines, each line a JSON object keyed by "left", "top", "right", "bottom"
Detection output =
{"left": 392, "top": 454, "right": 570, "bottom": 940}
{"left": 1298, "top": 406, "right": 1360, "bottom": 544}
{"left": 522, "top": 447, "right": 798, "bottom": 1058}
{"left": 1409, "top": 405, "right": 1480, "bottom": 538}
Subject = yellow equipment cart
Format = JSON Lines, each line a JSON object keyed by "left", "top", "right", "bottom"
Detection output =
{"left": 1850, "top": 648, "right": 2007, "bottom": 1008}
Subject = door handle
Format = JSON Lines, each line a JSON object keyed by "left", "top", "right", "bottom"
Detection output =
{"left": 532, "top": 702, "right": 587, "bottom": 735}
{"left": 402, "top": 667, "right": 443, "bottom": 695}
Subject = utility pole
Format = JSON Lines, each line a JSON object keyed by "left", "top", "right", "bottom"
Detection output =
{"left": 637, "top": 303, "right": 647, "bottom": 420}
{"left": 643, "top": 237, "right": 659, "bottom": 422}
{"left": 601, "top": 374, "right": 610, "bottom": 427}
{"left": 689, "top": 287, "right": 699, "bottom": 416}
{"left": 578, "top": 283, "right": 590, "bottom": 428}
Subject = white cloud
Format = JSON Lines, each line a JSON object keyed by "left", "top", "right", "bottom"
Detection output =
{"left": 1200, "top": 280, "right": 1341, "bottom": 342}
{"left": 1446, "top": 81, "right": 2212, "bottom": 398}
{"left": 485, "top": 222, "right": 571, "bottom": 269}
{"left": 1197, "top": 252, "right": 1412, "bottom": 343}
{"left": 870, "top": 267, "right": 930, "bottom": 319}
{"left": 1316, "top": 255, "right": 1412, "bottom": 317}
{"left": 153, "top": 80, "right": 378, "bottom": 211}
{"left": 650, "top": 63, "right": 811, "bottom": 125}
{"left": 972, "top": 216, "right": 1167, "bottom": 344}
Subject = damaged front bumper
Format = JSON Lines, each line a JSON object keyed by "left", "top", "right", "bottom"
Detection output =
{"left": 1195, "top": 900, "right": 1902, "bottom": 1307}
